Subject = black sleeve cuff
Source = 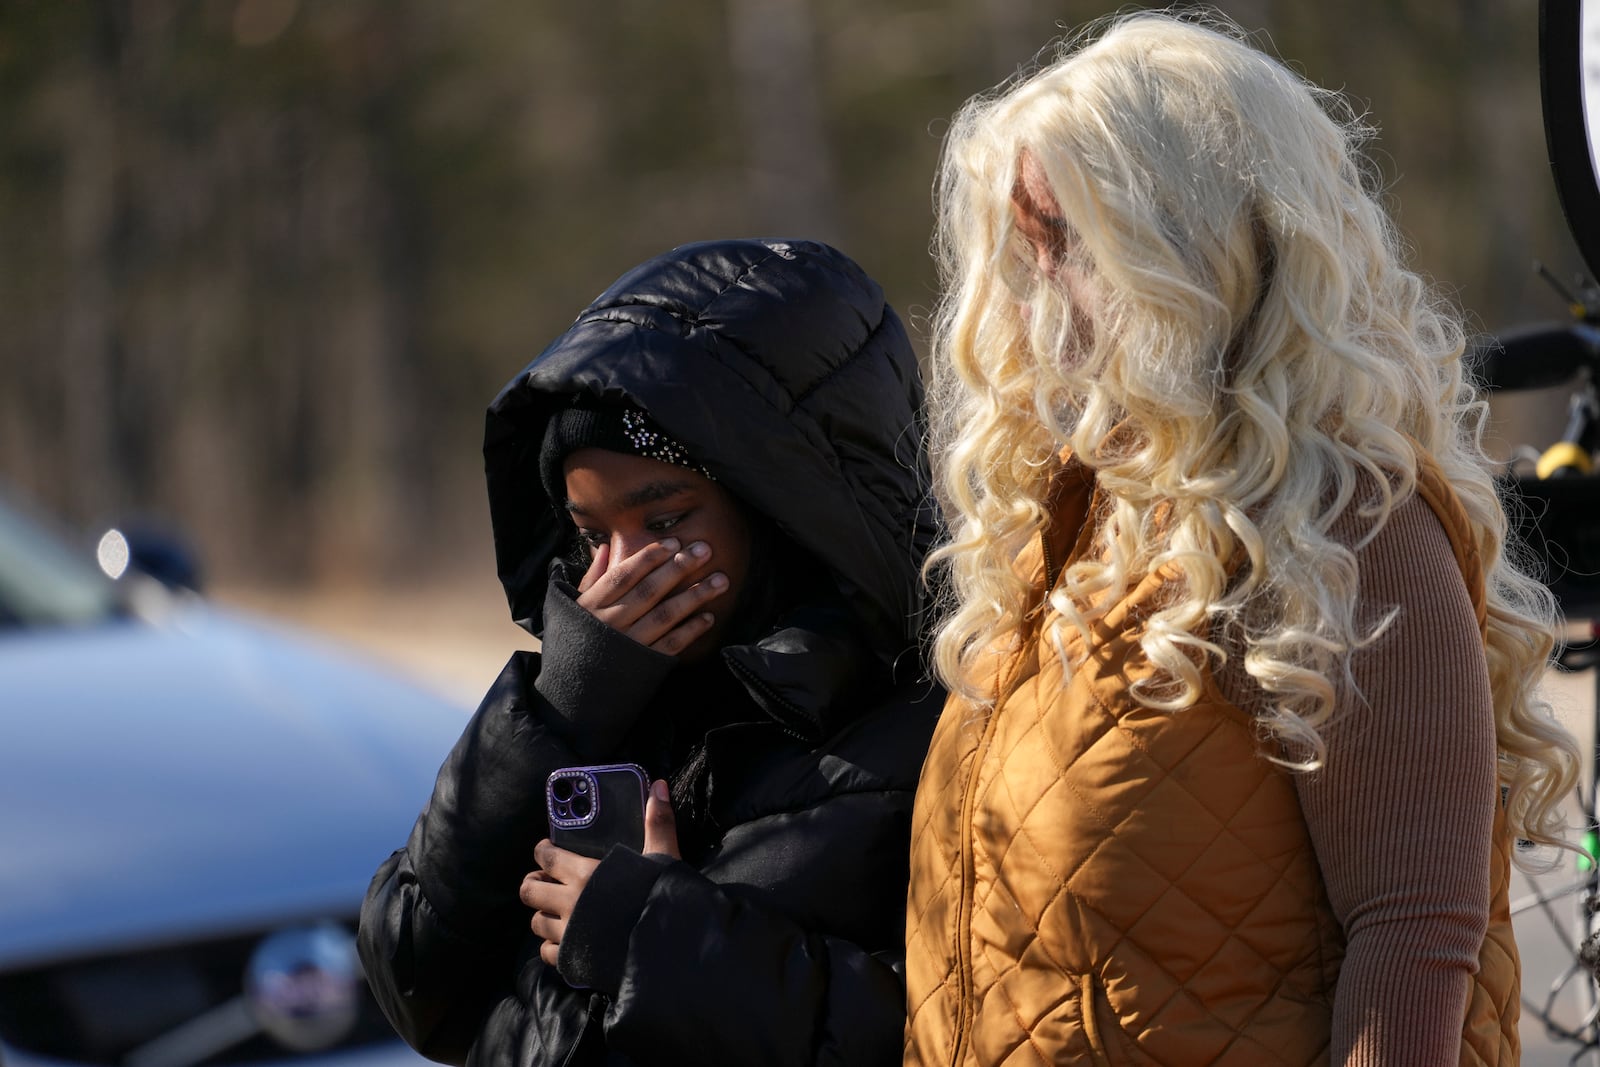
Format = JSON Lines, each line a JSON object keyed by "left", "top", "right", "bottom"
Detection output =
{"left": 556, "top": 846, "right": 675, "bottom": 994}
{"left": 533, "top": 580, "right": 677, "bottom": 760}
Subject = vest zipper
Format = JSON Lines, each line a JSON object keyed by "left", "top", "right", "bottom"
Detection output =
{"left": 948, "top": 528, "right": 1059, "bottom": 1066}
{"left": 948, "top": 695, "right": 988, "bottom": 1066}
{"left": 948, "top": 629, "right": 1031, "bottom": 1066}
{"left": 1079, "top": 975, "right": 1114, "bottom": 1067}
{"left": 1041, "top": 527, "right": 1060, "bottom": 588}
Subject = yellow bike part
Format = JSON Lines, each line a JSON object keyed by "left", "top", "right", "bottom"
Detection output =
{"left": 1536, "top": 441, "right": 1594, "bottom": 478}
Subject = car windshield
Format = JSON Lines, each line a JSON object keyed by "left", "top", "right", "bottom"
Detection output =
{"left": 0, "top": 494, "right": 121, "bottom": 629}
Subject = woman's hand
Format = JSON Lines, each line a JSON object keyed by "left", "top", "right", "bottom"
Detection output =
{"left": 523, "top": 844, "right": 598, "bottom": 966}
{"left": 523, "top": 780, "right": 682, "bottom": 967}
{"left": 573, "top": 541, "right": 727, "bottom": 655}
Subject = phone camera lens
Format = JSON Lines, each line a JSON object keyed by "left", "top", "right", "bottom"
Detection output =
{"left": 571, "top": 794, "right": 592, "bottom": 819}
{"left": 552, "top": 778, "right": 573, "bottom": 801}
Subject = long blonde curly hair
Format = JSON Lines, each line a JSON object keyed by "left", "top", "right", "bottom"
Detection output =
{"left": 926, "top": 9, "right": 1578, "bottom": 853}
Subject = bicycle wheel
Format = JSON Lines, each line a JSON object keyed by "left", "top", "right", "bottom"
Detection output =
{"left": 1512, "top": 843, "right": 1600, "bottom": 1059}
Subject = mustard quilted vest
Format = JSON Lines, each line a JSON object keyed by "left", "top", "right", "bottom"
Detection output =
{"left": 904, "top": 459, "right": 1520, "bottom": 1065}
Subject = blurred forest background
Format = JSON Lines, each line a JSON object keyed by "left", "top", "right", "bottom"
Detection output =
{"left": 6, "top": 9, "right": 1595, "bottom": 1059}
{"left": 0, "top": 0, "right": 1584, "bottom": 615}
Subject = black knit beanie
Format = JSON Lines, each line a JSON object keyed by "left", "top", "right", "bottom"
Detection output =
{"left": 539, "top": 399, "right": 714, "bottom": 505}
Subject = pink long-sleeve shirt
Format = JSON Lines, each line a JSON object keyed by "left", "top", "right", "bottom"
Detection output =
{"left": 1220, "top": 491, "right": 1501, "bottom": 1064}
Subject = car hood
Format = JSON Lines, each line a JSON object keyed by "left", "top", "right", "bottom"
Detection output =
{"left": 0, "top": 604, "right": 468, "bottom": 969}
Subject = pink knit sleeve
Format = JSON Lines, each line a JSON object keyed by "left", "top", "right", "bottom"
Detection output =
{"left": 1293, "top": 493, "right": 1499, "bottom": 1064}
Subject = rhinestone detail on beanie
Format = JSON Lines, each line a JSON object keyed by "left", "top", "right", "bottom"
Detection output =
{"left": 622, "top": 410, "right": 716, "bottom": 481}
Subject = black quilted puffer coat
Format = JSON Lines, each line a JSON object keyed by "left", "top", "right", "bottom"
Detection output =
{"left": 358, "top": 239, "right": 944, "bottom": 1067}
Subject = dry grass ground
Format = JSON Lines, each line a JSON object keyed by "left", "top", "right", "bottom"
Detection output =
{"left": 217, "top": 568, "right": 539, "bottom": 709}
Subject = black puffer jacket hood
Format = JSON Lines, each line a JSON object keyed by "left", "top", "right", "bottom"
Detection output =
{"left": 484, "top": 238, "right": 937, "bottom": 660}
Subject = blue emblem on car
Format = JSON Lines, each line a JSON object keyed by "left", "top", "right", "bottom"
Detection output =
{"left": 244, "top": 923, "right": 360, "bottom": 1051}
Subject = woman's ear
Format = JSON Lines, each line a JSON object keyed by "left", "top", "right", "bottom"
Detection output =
{"left": 1011, "top": 151, "right": 1070, "bottom": 278}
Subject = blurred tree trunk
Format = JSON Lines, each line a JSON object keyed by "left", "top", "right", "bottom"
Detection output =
{"left": 56, "top": 42, "right": 118, "bottom": 523}
{"left": 0, "top": 0, "right": 1580, "bottom": 593}
{"left": 727, "top": 0, "right": 839, "bottom": 239}
{"left": 980, "top": 0, "right": 1048, "bottom": 78}
{"left": 1214, "top": 0, "right": 1273, "bottom": 33}
{"left": 1465, "top": 0, "right": 1546, "bottom": 310}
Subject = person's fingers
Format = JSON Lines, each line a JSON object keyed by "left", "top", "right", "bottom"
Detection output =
{"left": 521, "top": 870, "right": 560, "bottom": 908}
{"left": 540, "top": 940, "right": 560, "bottom": 967}
{"left": 575, "top": 542, "right": 610, "bottom": 594}
{"left": 533, "top": 838, "right": 573, "bottom": 878}
{"left": 522, "top": 866, "right": 581, "bottom": 953}
{"left": 533, "top": 838, "right": 601, "bottom": 887}
{"left": 529, "top": 908, "right": 563, "bottom": 944}
{"left": 626, "top": 566, "right": 725, "bottom": 646}
{"left": 648, "top": 609, "right": 717, "bottom": 657}
{"left": 578, "top": 542, "right": 726, "bottom": 647}
{"left": 575, "top": 539, "right": 681, "bottom": 616}
{"left": 520, "top": 868, "right": 565, "bottom": 912}
{"left": 643, "top": 779, "right": 681, "bottom": 859}
{"left": 612, "top": 541, "right": 709, "bottom": 620}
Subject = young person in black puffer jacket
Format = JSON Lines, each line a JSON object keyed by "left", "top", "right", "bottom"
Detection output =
{"left": 358, "top": 238, "right": 944, "bottom": 1067}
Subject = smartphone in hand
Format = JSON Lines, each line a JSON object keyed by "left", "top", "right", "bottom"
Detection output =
{"left": 546, "top": 763, "right": 649, "bottom": 859}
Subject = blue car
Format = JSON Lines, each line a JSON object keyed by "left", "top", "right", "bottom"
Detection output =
{"left": 0, "top": 493, "right": 468, "bottom": 1067}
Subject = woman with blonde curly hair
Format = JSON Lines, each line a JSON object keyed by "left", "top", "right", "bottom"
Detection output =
{"left": 903, "top": 10, "right": 1580, "bottom": 1065}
